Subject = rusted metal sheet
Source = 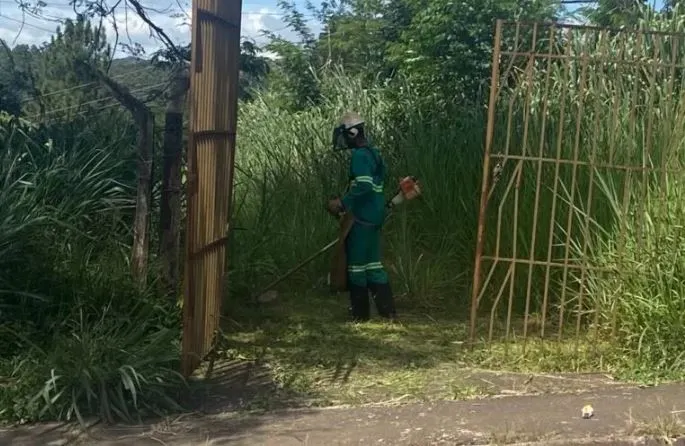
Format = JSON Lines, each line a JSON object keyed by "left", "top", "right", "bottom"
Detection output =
{"left": 182, "top": 0, "right": 242, "bottom": 377}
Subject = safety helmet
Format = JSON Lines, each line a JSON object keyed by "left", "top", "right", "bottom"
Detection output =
{"left": 332, "top": 111, "right": 365, "bottom": 150}
{"left": 340, "top": 112, "right": 364, "bottom": 130}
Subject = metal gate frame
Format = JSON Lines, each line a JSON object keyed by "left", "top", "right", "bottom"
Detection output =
{"left": 468, "top": 19, "right": 685, "bottom": 350}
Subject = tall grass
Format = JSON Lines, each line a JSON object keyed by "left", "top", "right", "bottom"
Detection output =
{"left": 574, "top": 81, "right": 685, "bottom": 378}
{"left": 0, "top": 112, "right": 185, "bottom": 424}
{"left": 229, "top": 11, "right": 685, "bottom": 379}
{"left": 229, "top": 70, "right": 486, "bottom": 309}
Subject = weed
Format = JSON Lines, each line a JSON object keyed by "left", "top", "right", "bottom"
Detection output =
{"left": 0, "top": 114, "right": 185, "bottom": 424}
{"left": 628, "top": 412, "right": 685, "bottom": 444}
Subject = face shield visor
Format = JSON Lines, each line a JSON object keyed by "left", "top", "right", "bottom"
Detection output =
{"left": 332, "top": 124, "right": 349, "bottom": 151}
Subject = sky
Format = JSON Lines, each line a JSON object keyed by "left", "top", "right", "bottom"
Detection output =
{"left": 0, "top": 0, "right": 323, "bottom": 56}
{"left": 0, "top": 0, "right": 669, "bottom": 57}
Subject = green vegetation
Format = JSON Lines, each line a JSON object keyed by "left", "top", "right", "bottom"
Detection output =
{"left": 0, "top": 113, "right": 184, "bottom": 423}
{"left": 2, "top": 0, "right": 685, "bottom": 426}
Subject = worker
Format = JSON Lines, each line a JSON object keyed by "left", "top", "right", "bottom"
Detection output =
{"left": 327, "top": 112, "right": 397, "bottom": 322}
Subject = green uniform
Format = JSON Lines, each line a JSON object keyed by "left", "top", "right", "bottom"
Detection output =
{"left": 341, "top": 146, "right": 389, "bottom": 288}
{"left": 340, "top": 146, "right": 396, "bottom": 321}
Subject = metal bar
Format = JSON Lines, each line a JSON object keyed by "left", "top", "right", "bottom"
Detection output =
{"left": 476, "top": 258, "right": 501, "bottom": 307}
{"left": 613, "top": 169, "right": 633, "bottom": 339}
{"left": 499, "top": 20, "right": 685, "bottom": 38}
{"left": 590, "top": 30, "right": 610, "bottom": 350}
{"left": 488, "top": 154, "right": 685, "bottom": 174}
{"left": 522, "top": 24, "right": 554, "bottom": 351}
{"left": 499, "top": 21, "right": 522, "bottom": 109}
{"left": 498, "top": 51, "right": 685, "bottom": 68}
{"left": 469, "top": 18, "right": 503, "bottom": 347}
{"left": 657, "top": 36, "right": 680, "bottom": 290}
{"left": 191, "top": 236, "right": 229, "bottom": 259}
{"left": 494, "top": 158, "right": 522, "bottom": 261}
{"left": 632, "top": 33, "right": 645, "bottom": 254}
{"left": 193, "top": 130, "right": 237, "bottom": 139}
{"left": 575, "top": 29, "right": 606, "bottom": 353}
{"left": 504, "top": 23, "right": 538, "bottom": 352}
{"left": 607, "top": 31, "right": 626, "bottom": 165}
{"left": 540, "top": 26, "right": 573, "bottom": 340}
{"left": 642, "top": 35, "right": 660, "bottom": 258}
{"left": 480, "top": 256, "right": 615, "bottom": 272}
{"left": 505, "top": 159, "right": 520, "bottom": 352}
{"left": 197, "top": 8, "right": 240, "bottom": 30}
{"left": 557, "top": 29, "right": 589, "bottom": 341}
{"left": 489, "top": 263, "right": 514, "bottom": 344}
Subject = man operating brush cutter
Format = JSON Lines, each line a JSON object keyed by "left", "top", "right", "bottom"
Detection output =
{"left": 327, "top": 112, "right": 421, "bottom": 323}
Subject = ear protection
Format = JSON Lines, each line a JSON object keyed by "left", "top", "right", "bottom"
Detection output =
{"left": 332, "top": 124, "right": 361, "bottom": 150}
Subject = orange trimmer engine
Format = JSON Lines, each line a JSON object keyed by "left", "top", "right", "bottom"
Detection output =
{"left": 389, "top": 176, "right": 422, "bottom": 208}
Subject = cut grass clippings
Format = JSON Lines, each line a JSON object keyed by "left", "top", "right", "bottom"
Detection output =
{"left": 217, "top": 294, "right": 479, "bottom": 409}
{"left": 209, "top": 292, "right": 643, "bottom": 411}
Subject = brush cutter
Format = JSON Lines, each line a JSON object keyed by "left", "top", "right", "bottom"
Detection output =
{"left": 253, "top": 176, "right": 422, "bottom": 303}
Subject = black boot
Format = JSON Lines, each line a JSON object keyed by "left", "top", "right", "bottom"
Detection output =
{"left": 348, "top": 284, "right": 370, "bottom": 322}
{"left": 369, "top": 282, "right": 397, "bottom": 321}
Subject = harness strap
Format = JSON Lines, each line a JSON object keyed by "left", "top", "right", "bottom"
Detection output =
{"left": 346, "top": 147, "right": 384, "bottom": 228}
{"left": 348, "top": 147, "right": 382, "bottom": 183}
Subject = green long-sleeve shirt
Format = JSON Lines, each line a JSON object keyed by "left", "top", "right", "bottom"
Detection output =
{"left": 341, "top": 146, "right": 386, "bottom": 226}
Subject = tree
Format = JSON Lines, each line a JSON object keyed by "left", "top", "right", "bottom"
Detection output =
{"left": 0, "top": 42, "right": 40, "bottom": 116}
{"left": 263, "top": 1, "right": 321, "bottom": 110}
{"left": 315, "top": 0, "right": 388, "bottom": 77}
{"left": 152, "top": 41, "right": 270, "bottom": 102}
{"left": 386, "top": 0, "right": 559, "bottom": 103}
{"left": 239, "top": 40, "right": 270, "bottom": 102}
{"left": 264, "top": 0, "right": 406, "bottom": 108}
{"left": 580, "top": 0, "right": 649, "bottom": 27}
{"left": 159, "top": 69, "right": 189, "bottom": 300}
{"left": 28, "top": 15, "right": 112, "bottom": 118}
{"left": 0, "top": 41, "right": 23, "bottom": 116}
{"left": 14, "top": 0, "right": 186, "bottom": 60}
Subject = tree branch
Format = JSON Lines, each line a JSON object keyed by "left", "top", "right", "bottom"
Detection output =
{"left": 126, "top": 0, "right": 186, "bottom": 61}
{"left": 74, "top": 59, "right": 148, "bottom": 116}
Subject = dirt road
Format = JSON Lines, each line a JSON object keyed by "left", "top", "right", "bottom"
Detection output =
{"left": 3, "top": 381, "right": 685, "bottom": 445}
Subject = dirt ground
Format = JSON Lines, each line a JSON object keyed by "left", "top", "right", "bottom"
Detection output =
{"left": 2, "top": 364, "right": 684, "bottom": 446}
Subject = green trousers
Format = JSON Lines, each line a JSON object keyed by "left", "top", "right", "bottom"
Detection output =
{"left": 345, "top": 222, "right": 389, "bottom": 287}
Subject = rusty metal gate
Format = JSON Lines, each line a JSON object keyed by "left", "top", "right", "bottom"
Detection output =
{"left": 469, "top": 20, "right": 685, "bottom": 351}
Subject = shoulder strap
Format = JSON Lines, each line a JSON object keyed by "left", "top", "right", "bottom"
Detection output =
{"left": 348, "top": 147, "right": 382, "bottom": 183}
{"left": 362, "top": 147, "right": 382, "bottom": 178}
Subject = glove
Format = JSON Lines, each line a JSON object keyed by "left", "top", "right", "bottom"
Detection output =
{"left": 326, "top": 197, "right": 344, "bottom": 216}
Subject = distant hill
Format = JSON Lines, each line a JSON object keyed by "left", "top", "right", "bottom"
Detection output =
{"left": 109, "top": 57, "right": 170, "bottom": 94}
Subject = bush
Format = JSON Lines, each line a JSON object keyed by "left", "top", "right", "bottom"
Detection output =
{"left": 0, "top": 305, "right": 184, "bottom": 424}
{"left": 0, "top": 113, "right": 185, "bottom": 424}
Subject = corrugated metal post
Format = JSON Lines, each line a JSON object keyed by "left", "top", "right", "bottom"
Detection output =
{"left": 182, "top": 0, "right": 242, "bottom": 377}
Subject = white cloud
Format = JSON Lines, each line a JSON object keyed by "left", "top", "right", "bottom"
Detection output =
{"left": 0, "top": 1, "right": 320, "bottom": 57}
